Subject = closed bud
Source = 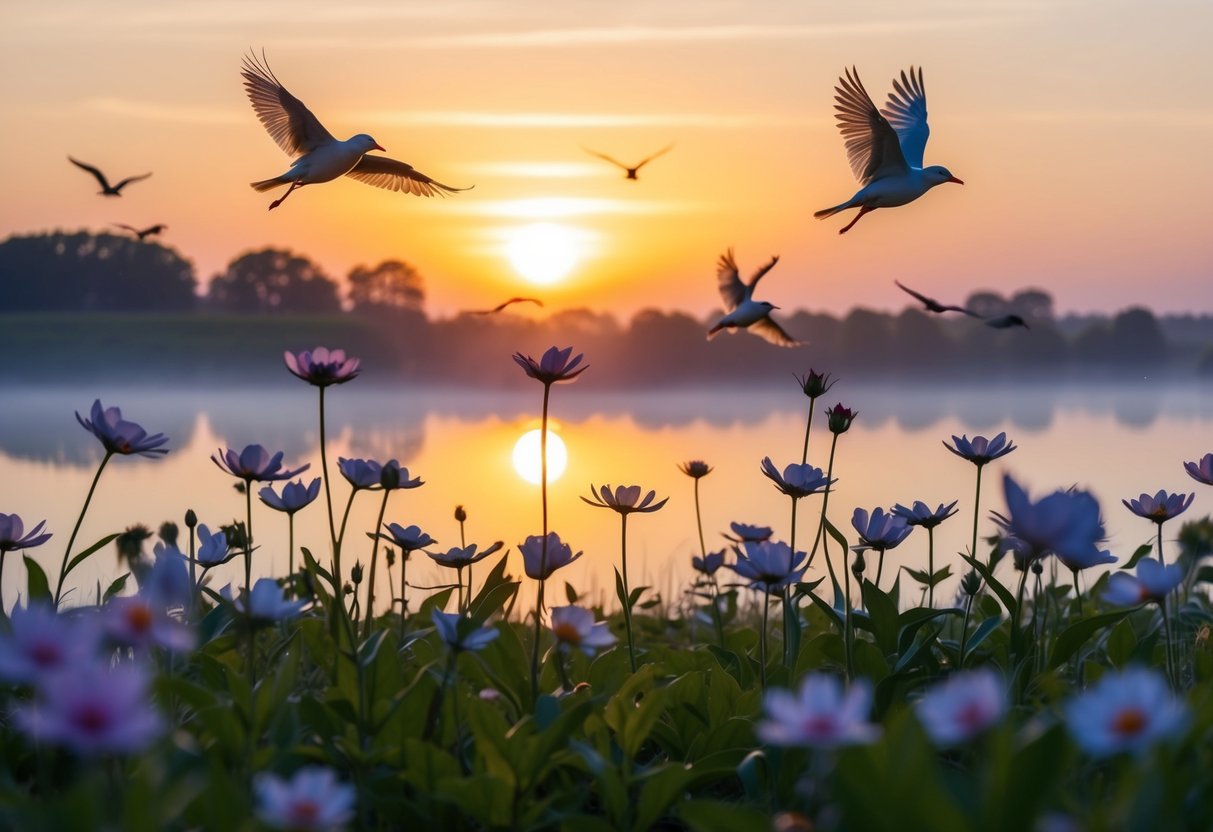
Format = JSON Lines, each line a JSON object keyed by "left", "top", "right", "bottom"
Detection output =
{"left": 385, "top": 547, "right": 397, "bottom": 568}
{"left": 454, "top": 504, "right": 467, "bottom": 523}
{"left": 351, "top": 561, "right": 364, "bottom": 585}
{"left": 184, "top": 509, "right": 197, "bottom": 529}
{"left": 851, "top": 550, "right": 866, "bottom": 579}
{"left": 826, "top": 403, "right": 858, "bottom": 435}
{"left": 961, "top": 568, "right": 983, "bottom": 596}
{"left": 795, "top": 369, "right": 835, "bottom": 400}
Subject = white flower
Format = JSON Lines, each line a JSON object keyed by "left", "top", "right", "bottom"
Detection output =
{"left": 255, "top": 766, "right": 355, "bottom": 831}
{"left": 1065, "top": 667, "right": 1187, "bottom": 757}
{"left": 915, "top": 669, "right": 1007, "bottom": 746}
{"left": 431, "top": 609, "right": 498, "bottom": 652}
{"left": 757, "top": 674, "right": 879, "bottom": 748}
{"left": 549, "top": 605, "right": 617, "bottom": 656}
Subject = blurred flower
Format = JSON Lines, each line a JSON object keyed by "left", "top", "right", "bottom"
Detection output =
{"left": 692, "top": 549, "right": 727, "bottom": 576}
{"left": 427, "top": 541, "right": 504, "bottom": 569}
{"left": 212, "top": 445, "right": 309, "bottom": 483}
{"left": 678, "top": 460, "right": 713, "bottom": 479}
{"left": 0, "top": 604, "right": 100, "bottom": 683}
{"left": 158, "top": 522, "right": 179, "bottom": 547}
{"left": 1104, "top": 558, "right": 1184, "bottom": 606}
{"left": 237, "top": 578, "right": 308, "bottom": 622}
{"left": 732, "top": 540, "right": 807, "bottom": 594}
{"left": 728, "top": 522, "right": 773, "bottom": 543}
{"left": 104, "top": 596, "right": 194, "bottom": 653}
{"left": 259, "top": 478, "right": 322, "bottom": 515}
{"left": 1055, "top": 547, "right": 1117, "bottom": 572}
{"left": 337, "top": 457, "right": 383, "bottom": 490}
{"left": 1183, "top": 453, "right": 1213, "bottom": 486}
{"left": 1123, "top": 490, "right": 1194, "bottom": 524}
{"left": 284, "top": 346, "right": 361, "bottom": 388}
{"left": 256, "top": 766, "right": 356, "bottom": 831}
{"left": 115, "top": 524, "right": 153, "bottom": 567}
{"left": 582, "top": 484, "right": 669, "bottom": 515}
{"left": 992, "top": 474, "right": 1104, "bottom": 567}
{"left": 760, "top": 458, "right": 834, "bottom": 498}
{"left": 379, "top": 460, "right": 423, "bottom": 491}
{"left": 195, "top": 524, "right": 232, "bottom": 567}
{"left": 0, "top": 512, "right": 52, "bottom": 554}
{"left": 757, "top": 674, "right": 879, "bottom": 748}
{"left": 432, "top": 609, "right": 499, "bottom": 652}
{"left": 891, "top": 500, "right": 959, "bottom": 530}
{"left": 825, "top": 403, "right": 857, "bottom": 435}
{"left": 14, "top": 662, "right": 162, "bottom": 755}
{"left": 513, "top": 346, "right": 588, "bottom": 385}
{"left": 943, "top": 432, "right": 1016, "bottom": 466}
{"left": 374, "top": 523, "right": 435, "bottom": 553}
{"left": 75, "top": 400, "right": 169, "bottom": 458}
{"left": 795, "top": 369, "right": 835, "bottom": 399}
{"left": 549, "top": 605, "right": 617, "bottom": 656}
{"left": 851, "top": 508, "right": 913, "bottom": 552}
{"left": 519, "top": 532, "right": 582, "bottom": 580}
{"left": 145, "top": 542, "right": 192, "bottom": 607}
{"left": 1065, "top": 667, "right": 1187, "bottom": 757}
{"left": 915, "top": 668, "right": 1007, "bottom": 746}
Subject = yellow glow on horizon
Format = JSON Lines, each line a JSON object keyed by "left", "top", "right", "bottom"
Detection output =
{"left": 512, "top": 428, "right": 568, "bottom": 484}
{"left": 505, "top": 222, "right": 584, "bottom": 285}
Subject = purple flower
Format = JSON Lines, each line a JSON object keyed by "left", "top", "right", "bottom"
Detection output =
{"left": 75, "top": 400, "right": 169, "bottom": 457}
{"left": 890, "top": 500, "right": 959, "bottom": 530}
{"left": 519, "top": 532, "right": 582, "bottom": 580}
{"left": 729, "top": 522, "right": 773, "bottom": 543}
{"left": 15, "top": 662, "right": 163, "bottom": 755}
{"left": 915, "top": 669, "right": 1007, "bottom": 746}
{"left": 943, "top": 432, "right": 1016, "bottom": 466}
{"left": 1056, "top": 547, "right": 1117, "bottom": 572}
{"left": 375, "top": 523, "right": 435, "bottom": 553}
{"left": 678, "top": 460, "right": 713, "bottom": 479}
{"left": 1104, "top": 558, "right": 1184, "bottom": 606}
{"left": 549, "top": 605, "right": 617, "bottom": 656}
{"left": 1064, "top": 667, "right": 1187, "bottom": 757}
{"left": 103, "top": 596, "right": 195, "bottom": 653}
{"left": 760, "top": 457, "right": 834, "bottom": 499}
{"left": 0, "top": 604, "right": 100, "bottom": 684}
{"left": 581, "top": 484, "right": 669, "bottom": 515}
{"left": 212, "top": 445, "right": 309, "bottom": 483}
{"left": 379, "top": 460, "right": 423, "bottom": 491}
{"left": 1183, "top": 453, "right": 1213, "bottom": 486}
{"left": 992, "top": 474, "right": 1103, "bottom": 567}
{"left": 757, "top": 674, "right": 879, "bottom": 748}
{"left": 259, "top": 478, "right": 322, "bottom": 515}
{"left": 427, "top": 541, "right": 504, "bottom": 569}
{"left": 825, "top": 403, "right": 857, "bottom": 435}
{"left": 513, "top": 346, "right": 588, "bottom": 385}
{"left": 283, "top": 346, "right": 361, "bottom": 387}
{"left": 432, "top": 609, "right": 498, "bottom": 652}
{"left": 195, "top": 524, "right": 233, "bottom": 567}
{"left": 851, "top": 508, "right": 913, "bottom": 552}
{"left": 731, "top": 540, "right": 807, "bottom": 594}
{"left": 1122, "top": 490, "right": 1194, "bottom": 524}
{"left": 0, "top": 513, "right": 52, "bottom": 553}
{"left": 256, "top": 766, "right": 356, "bottom": 831}
{"left": 337, "top": 457, "right": 382, "bottom": 489}
{"left": 692, "top": 549, "right": 727, "bottom": 576}
{"left": 237, "top": 578, "right": 308, "bottom": 622}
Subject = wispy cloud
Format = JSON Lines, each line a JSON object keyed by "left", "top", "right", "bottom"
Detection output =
{"left": 81, "top": 97, "right": 241, "bottom": 126}
{"left": 998, "top": 110, "right": 1213, "bottom": 128}
{"left": 457, "top": 161, "right": 607, "bottom": 178}
{"left": 441, "top": 196, "right": 700, "bottom": 219}
{"left": 370, "top": 110, "right": 825, "bottom": 129}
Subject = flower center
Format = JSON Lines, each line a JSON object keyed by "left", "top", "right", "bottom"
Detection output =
{"left": 1111, "top": 707, "right": 1147, "bottom": 737}
{"left": 71, "top": 703, "right": 111, "bottom": 736}
{"left": 552, "top": 622, "right": 583, "bottom": 645}
{"left": 126, "top": 604, "right": 154, "bottom": 633}
{"left": 29, "top": 641, "right": 64, "bottom": 667}
{"left": 287, "top": 800, "right": 321, "bottom": 824}
{"left": 802, "top": 714, "right": 838, "bottom": 739}
{"left": 956, "top": 701, "right": 988, "bottom": 731}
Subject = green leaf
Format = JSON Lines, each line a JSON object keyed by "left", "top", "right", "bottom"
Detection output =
{"left": 675, "top": 799, "right": 771, "bottom": 832}
{"left": 1048, "top": 609, "right": 1133, "bottom": 668}
{"left": 1105, "top": 616, "right": 1138, "bottom": 668}
{"left": 965, "top": 614, "right": 1004, "bottom": 657}
{"left": 418, "top": 587, "right": 455, "bottom": 620}
{"left": 860, "top": 580, "right": 900, "bottom": 655}
{"left": 103, "top": 572, "right": 130, "bottom": 601}
{"left": 897, "top": 607, "right": 960, "bottom": 656}
{"left": 807, "top": 590, "right": 845, "bottom": 633}
{"left": 64, "top": 532, "right": 120, "bottom": 579}
{"left": 628, "top": 585, "right": 649, "bottom": 608}
{"left": 24, "top": 555, "right": 51, "bottom": 602}
{"left": 1119, "top": 543, "right": 1155, "bottom": 570}
{"left": 961, "top": 554, "right": 1017, "bottom": 616}
{"left": 784, "top": 591, "right": 803, "bottom": 665}
{"left": 358, "top": 629, "right": 389, "bottom": 668}
{"left": 565, "top": 580, "right": 579, "bottom": 604}
{"left": 614, "top": 567, "right": 628, "bottom": 611}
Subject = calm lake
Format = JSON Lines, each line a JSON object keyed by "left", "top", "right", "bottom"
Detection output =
{"left": 2, "top": 380, "right": 1210, "bottom": 613}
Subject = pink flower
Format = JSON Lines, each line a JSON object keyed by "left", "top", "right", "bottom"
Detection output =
{"left": 0, "top": 604, "right": 100, "bottom": 684}
{"left": 75, "top": 399, "right": 169, "bottom": 457}
{"left": 212, "top": 444, "right": 310, "bottom": 483}
{"left": 915, "top": 669, "right": 1007, "bottom": 746}
{"left": 1183, "top": 453, "right": 1213, "bottom": 486}
{"left": 581, "top": 484, "right": 669, "bottom": 515}
{"left": 256, "top": 766, "right": 355, "bottom": 831}
{"left": 284, "top": 346, "right": 361, "bottom": 387}
{"left": 519, "top": 532, "right": 582, "bottom": 580}
{"left": 760, "top": 457, "right": 834, "bottom": 498}
{"left": 757, "top": 674, "right": 879, "bottom": 748}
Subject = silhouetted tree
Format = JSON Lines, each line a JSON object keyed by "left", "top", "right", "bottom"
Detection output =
{"left": 348, "top": 260, "right": 425, "bottom": 314}
{"left": 891, "top": 309, "right": 957, "bottom": 370}
{"left": 839, "top": 308, "right": 894, "bottom": 368}
{"left": 0, "top": 230, "right": 196, "bottom": 312}
{"left": 964, "top": 291, "right": 1009, "bottom": 318}
{"left": 208, "top": 248, "right": 339, "bottom": 314}
{"left": 1108, "top": 307, "right": 1167, "bottom": 363}
{"left": 1009, "top": 289, "right": 1055, "bottom": 322}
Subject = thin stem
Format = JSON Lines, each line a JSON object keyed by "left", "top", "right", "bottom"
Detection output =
{"left": 1072, "top": 567, "right": 1084, "bottom": 617}
{"left": 187, "top": 521, "right": 198, "bottom": 616}
{"left": 693, "top": 478, "right": 706, "bottom": 558}
{"left": 875, "top": 548, "right": 886, "bottom": 589}
{"left": 926, "top": 526, "right": 936, "bottom": 608}
{"left": 0, "top": 556, "right": 6, "bottom": 618}
{"left": 806, "top": 433, "right": 839, "bottom": 569}
{"left": 399, "top": 551, "right": 409, "bottom": 642}
{"left": 784, "top": 495, "right": 799, "bottom": 667}
{"left": 531, "top": 383, "right": 553, "bottom": 700}
{"left": 958, "top": 593, "right": 973, "bottom": 669}
{"left": 333, "top": 490, "right": 358, "bottom": 592}
{"left": 554, "top": 647, "right": 573, "bottom": 693}
{"left": 1159, "top": 599, "right": 1177, "bottom": 689}
{"left": 287, "top": 515, "right": 296, "bottom": 591}
{"left": 621, "top": 513, "right": 637, "bottom": 672}
{"left": 759, "top": 588, "right": 770, "bottom": 692}
{"left": 456, "top": 566, "right": 465, "bottom": 614}
{"left": 710, "top": 574, "right": 726, "bottom": 648}
{"left": 800, "top": 402, "right": 815, "bottom": 466}
{"left": 1156, "top": 522, "right": 1166, "bottom": 566}
{"left": 244, "top": 484, "right": 254, "bottom": 597}
{"left": 362, "top": 490, "right": 391, "bottom": 639}
{"left": 55, "top": 451, "right": 112, "bottom": 606}
{"left": 531, "top": 578, "right": 545, "bottom": 699}
{"left": 971, "top": 464, "right": 985, "bottom": 560}
{"left": 318, "top": 386, "right": 337, "bottom": 551}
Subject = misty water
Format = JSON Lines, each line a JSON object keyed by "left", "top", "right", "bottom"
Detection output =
{"left": 2, "top": 380, "right": 1210, "bottom": 613}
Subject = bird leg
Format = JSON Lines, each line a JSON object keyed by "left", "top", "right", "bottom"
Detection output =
{"left": 268, "top": 181, "right": 302, "bottom": 211}
{"left": 839, "top": 206, "right": 875, "bottom": 234}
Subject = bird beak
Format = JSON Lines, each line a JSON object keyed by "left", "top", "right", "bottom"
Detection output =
{"left": 947, "top": 176, "right": 964, "bottom": 185}
{"left": 373, "top": 143, "right": 386, "bottom": 152}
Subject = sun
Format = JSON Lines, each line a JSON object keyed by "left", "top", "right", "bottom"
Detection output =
{"left": 512, "top": 428, "right": 568, "bottom": 484}
{"left": 505, "top": 222, "right": 582, "bottom": 285}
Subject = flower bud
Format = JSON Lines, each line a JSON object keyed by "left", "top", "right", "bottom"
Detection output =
{"left": 158, "top": 521, "right": 179, "bottom": 546}
{"left": 351, "top": 561, "right": 364, "bottom": 585}
{"left": 454, "top": 504, "right": 467, "bottom": 523}
{"left": 796, "top": 369, "right": 835, "bottom": 400}
{"left": 184, "top": 509, "right": 197, "bottom": 529}
{"left": 851, "top": 550, "right": 866, "bottom": 579}
{"left": 826, "top": 403, "right": 857, "bottom": 435}
{"left": 385, "top": 547, "right": 397, "bottom": 568}
{"left": 961, "top": 568, "right": 983, "bottom": 597}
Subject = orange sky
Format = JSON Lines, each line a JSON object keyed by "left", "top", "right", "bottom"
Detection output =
{"left": 2, "top": 0, "right": 1211, "bottom": 319}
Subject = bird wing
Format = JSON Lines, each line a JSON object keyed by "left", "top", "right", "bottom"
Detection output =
{"left": 68, "top": 157, "right": 111, "bottom": 190}
{"left": 344, "top": 155, "right": 471, "bottom": 197}
{"left": 880, "top": 67, "right": 930, "bottom": 169}
{"left": 749, "top": 317, "right": 801, "bottom": 348}
{"left": 112, "top": 173, "right": 152, "bottom": 191}
{"left": 747, "top": 255, "right": 780, "bottom": 291}
{"left": 241, "top": 52, "right": 336, "bottom": 158}
{"left": 634, "top": 143, "right": 675, "bottom": 170}
{"left": 716, "top": 249, "right": 748, "bottom": 311}
{"left": 833, "top": 67, "right": 908, "bottom": 184}
{"left": 472, "top": 297, "right": 543, "bottom": 315}
{"left": 112, "top": 223, "right": 138, "bottom": 234}
{"left": 581, "top": 146, "right": 629, "bottom": 170}
{"left": 895, "top": 279, "right": 933, "bottom": 307}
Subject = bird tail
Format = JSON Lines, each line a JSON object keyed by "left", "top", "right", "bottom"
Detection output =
{"left": 813, "top": 202, "right": 849, "bottom": 220}
{"left": 250, "top": 177, "right": 288, "bottom": 193}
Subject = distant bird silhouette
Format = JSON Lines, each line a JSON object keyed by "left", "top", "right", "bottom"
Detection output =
{"left": 241, "top": 51, "right": 470, "bottom": 211}
{"left": 112, "top": 223, "right": 168, "bottom": 241}
{"left": 895, "top": 280, "right": 978, "bottom": 317}
{"left": 815, "top": 67, "right": 963, "bottom": 234}
{"left": 707, "top": 249, "right": 801, "bottom": 347}
{"left": 68, "top": 157, "right": 152, "bottom": 196}
{"left": 469, "top": 297, "right": 543, "bottom": 315}
{"left": 582, "top": 144, "right": 674, "bottom": 180}
{"left": 984, "top": 314, "right": 1030, "bottom": 330}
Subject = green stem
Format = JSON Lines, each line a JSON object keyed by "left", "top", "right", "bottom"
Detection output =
{"left": 244, "top": 484, "right": 254, "bottom": 597}
{"left": 784, "top": 495, "right": 799, "bottom": 667}
{"left": 333, "top": 490, "right": 358, "bottom": 593}
{"left": 531, "top": 578, "right": 545, "bottom": 699}
{"left": 287, "top": 515, "right": 295, "bottom": 593}
{"left": 970, "top": 463, "right": 985, "bottom": 560}
{"left": 621, "top": 513, "right": 637, "bottom": 672}
{"left": 1156, "top": 522, "right": 1165, "bottom": 566}
{"left": 800, "top": 402, "right": 815, "bottom": 466}
{"left": 926, "top": 526, "right": 935, "bottom": 608}
{"left": 693, "top": 477, "right": 706, "bottom": 559}
{"left": 55, "top": 451, "right": 112, "bottom": 607}
{"left": 1159, "top": 599, "right": 1177, "bottom": 689}
{"left": 806, "top": 433, "right": 839, "bottom": 570}
{"left": 318, "top": 385, "right": 337, "bottom": 553}
{"left": 530, "top": 383, "right": 553, "bottom": 701}
{"left": 759, "top": 588, "right": 770, "bottom": 693}
{"left": 187, "top": 521, "right": 197, "bottom": 616}
{"left": 958, "top": 593, "right": 973, "bottom": 669}
{"left": 456, "top": 566, "right": 465, "bottom": 615}
{"left": 362, "top": 490, "right": 391, "bottom": 639}
{"left": 1072, "top": 567, "right": 1083, "bottom": 617}
{"left": 875, "top": 548, "right": 886, "bottom": 589}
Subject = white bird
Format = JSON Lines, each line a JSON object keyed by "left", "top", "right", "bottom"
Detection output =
{"left": 815, "top": 67, "right": 963, "bottom": 234}
{"left": 707, "top": 250, "right": 801, "bottom": 347}
{"left": 241, "top": 52, "right": 470, "bottom": 211}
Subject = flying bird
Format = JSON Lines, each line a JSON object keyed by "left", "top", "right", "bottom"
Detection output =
{"left": 68, "top": 157, "right": 152, "bottom": 197}
{"left": 469, "top": 297, "right": 544, "bottom": 315}
{"left": 241, "top": 52, "right": 470, "bottom": 211}
{"left": 984, "top": 314, "right": 1030, "bottom": 330}
{"left": 112, "top": 223, "right": 168, "bottom": 241}
{"left": 707, "top": 249, "right": 801, "bottom": 347}
{"left": 815, "top": 67, "right": 963, "bottom": 234}
{"left": 895, "top": 280, "right": 978, "bottom": 317}
{"left": 582, "top": 144, "right": 674, "bottom": 180}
